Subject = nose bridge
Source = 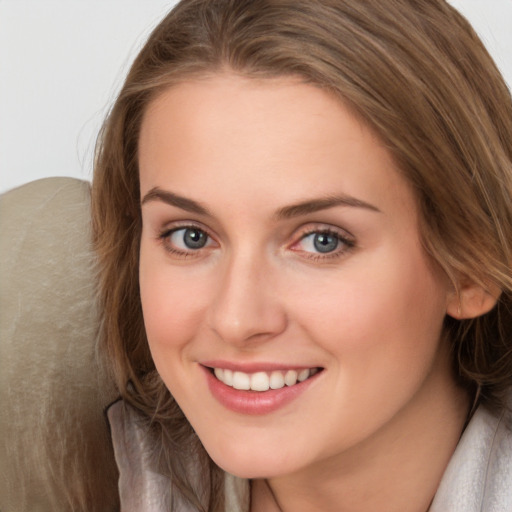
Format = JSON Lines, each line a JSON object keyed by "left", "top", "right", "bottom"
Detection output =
{"left": 208, "top": 243, "right": 287, "bottom": 344}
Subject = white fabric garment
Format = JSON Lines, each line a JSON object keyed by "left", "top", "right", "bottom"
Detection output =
{"left": 430, "top": 400, "right": 512, "bottom": 511}
{"left": 107, "top": 402, "right": 249, "bottom": 512}
{"left": 107, "top": 402, "right": 174, "bottom": 512}
{"left": 108, "top": 396, "right": 512, "bottom": 511}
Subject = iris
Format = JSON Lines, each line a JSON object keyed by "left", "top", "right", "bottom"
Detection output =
{"left": 313, "top": 232, "right": 339, "bottom": 253}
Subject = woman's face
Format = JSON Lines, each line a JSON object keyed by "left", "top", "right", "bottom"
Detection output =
{"left": 138, "top": 74, "right": 457, "bottom": 478}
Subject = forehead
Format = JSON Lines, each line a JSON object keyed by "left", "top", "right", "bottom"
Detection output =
{"left": 139, "top": 73, "right": 377, "bottom": 164}
{"left": 138, "top": 73, "right": 417, "bottom": 220}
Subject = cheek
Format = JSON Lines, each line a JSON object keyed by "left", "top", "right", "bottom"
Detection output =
{"left": 285, "top": 249, "right": 450, "bottom": 440}
{"left": 139, "top": 250, "right": 209, "bottom": 363}
{"left": 139, "top": 265, "right": 213, "bottom": 407}
{"left": 290, "top": 246, "right": 448, "bottom": 363}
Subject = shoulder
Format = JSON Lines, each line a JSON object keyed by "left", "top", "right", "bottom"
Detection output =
{"left": 431, "top": 393, "right": 512, "bottom": 512}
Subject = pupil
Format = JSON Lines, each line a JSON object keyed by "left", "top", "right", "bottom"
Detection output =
{"left": 184, "top": 229, "right": 206, "bottom": 249}
{"left": 313, "top": 233, "right": 338, "bottom": 253}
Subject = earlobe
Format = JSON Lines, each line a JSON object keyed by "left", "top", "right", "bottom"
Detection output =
{"left": 446, "top": 281, "right": 500, "bottom": 320}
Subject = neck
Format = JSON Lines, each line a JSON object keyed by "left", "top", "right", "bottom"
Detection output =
{"left": 251, "top": 350, "right": 470, "bottom": 512}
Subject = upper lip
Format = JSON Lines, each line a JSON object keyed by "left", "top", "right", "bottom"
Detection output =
{"left": 200, "top": 360, "right": 322, "bottom": 373}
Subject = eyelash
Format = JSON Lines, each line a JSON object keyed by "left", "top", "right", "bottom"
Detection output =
{"left": 290, "top": 227, "right": 355, "bottom": 261}
{"left": 157, "top": 224, "right": 355, "bottom": 261}
{"left": 157, "top": 224, "right": 215, "bottom": 258}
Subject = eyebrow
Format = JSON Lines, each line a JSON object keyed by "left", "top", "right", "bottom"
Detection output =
{"left": 141, "top": 187, "right": 380, "bottom": 218}
{"left": 141, "top": 187, "right": 211, "bottom": 216}
{"left": 274, "top": 195, "right": 381, "bottom": 219}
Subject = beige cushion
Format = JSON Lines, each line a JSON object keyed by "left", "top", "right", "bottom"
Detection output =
{"left": 0, "top": 178, "right": 119, "bottom": 511}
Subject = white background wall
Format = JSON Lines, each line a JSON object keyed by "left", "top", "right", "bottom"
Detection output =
{"left": 1, "top": 0, "right": 511, "bottom": 193}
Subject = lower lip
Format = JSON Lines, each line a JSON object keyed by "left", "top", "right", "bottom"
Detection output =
{"left": 202, "top": 366, "right": 322, "bottom": 415}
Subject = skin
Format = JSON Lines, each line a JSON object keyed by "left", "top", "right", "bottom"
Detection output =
{"left": 138, "top": 74, "right": 471, "bottom": 511}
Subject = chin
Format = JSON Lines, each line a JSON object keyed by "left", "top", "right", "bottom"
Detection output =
{"left": 200, "top": 432, "right": 310, "bottom": 479}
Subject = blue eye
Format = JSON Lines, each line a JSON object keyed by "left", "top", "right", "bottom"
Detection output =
{"left": 300, "top": 232, "right": 339, "bottom": 253}
{"left": 311, "top": 232, "right": 339, "bottom": 253}
{"left": 166, "top": 227, "right": 211, "bottom": 251}
{"left": 296, "top": 229, "right": 352, "bottom": 256}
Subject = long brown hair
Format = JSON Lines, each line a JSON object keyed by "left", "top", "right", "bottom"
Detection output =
{"left": 92, "top": 1, "right": 512, "bottom": 509}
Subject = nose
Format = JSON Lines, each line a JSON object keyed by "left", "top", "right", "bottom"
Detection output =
{"left": 207, "top": 250, "right": 288, "bottom": 345}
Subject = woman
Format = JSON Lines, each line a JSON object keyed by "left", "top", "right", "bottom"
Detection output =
{"left": 92, "top": 0, "right": 512, "bottom": 510}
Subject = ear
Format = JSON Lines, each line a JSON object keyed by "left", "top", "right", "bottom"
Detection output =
{"left": 446, "top": 279, "right": 500, "bottom": 320}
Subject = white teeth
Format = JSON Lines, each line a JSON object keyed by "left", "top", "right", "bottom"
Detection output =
{"left": 284, "top": 370, "right": 298, "bottom": 386}
{"left": 223, "top": 369, "right": 233, "bottom": 386}
{"left": 251, "top": 372, "right": 270, "bottom": 391}
{"left": 232, "top": 371, "right": 251, "bottom": 390}
{"left": 269, "top": 371, "right": 285, "bottom": 389}
{"left": 213, "top": 367, "right": 317, "bottom": 391}
{"left": 297, "top": 369, "right": 310, "bottom": 382}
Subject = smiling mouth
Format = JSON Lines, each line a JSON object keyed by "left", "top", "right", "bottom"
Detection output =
{"left": 210, "top": 367, "right": 322, "bottom": 392}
